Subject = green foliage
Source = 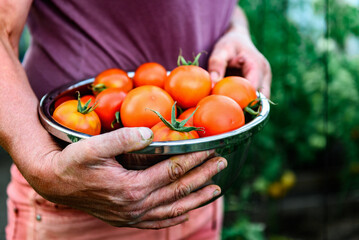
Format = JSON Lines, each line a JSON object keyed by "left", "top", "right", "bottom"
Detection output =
{"left": 223, "top": 0, "right": 359, "bottom": 239}
{"left": 222, "top": 217, "right": 266, "bottom": 240}
{"left": 314, "top": 0, "right": 359, "bottom": 48}
{"left": 19, "top": 26, "right": 31, "bottom": 62}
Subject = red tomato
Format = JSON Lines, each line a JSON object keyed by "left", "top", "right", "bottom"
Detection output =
{"left": 212, "top": 76, "right": 257, "bottom": 109}
{"left": 92, "top": 68, "right": 133, "bottom": 95}
{"left": 133, "top": 62, "right": 167, "bottom": 88}
{"left": 120, "top": 86, "right": 175, "bottom": 128}
{"left": 54, "top": 95, "right": 75, "bottom": 109}
{"left": 80, "top": 95, "right": 96, "bottom": 108}
{"left": 151, "top": 120, "right": 199, "bottom": 141}
{"left": 178, "top": 107, "right": 196, "bottom": 126}
{"left": 52, "top": 99, "right": 101, "bottom": 135}
{"left": 193, "top": 95, "right": 245, "bottom": 137}
{"left": 164, "top": 65, "right": 211, "bottom": 109}
{"left": 94, "top": 88, "right": 127, "bottom": 132}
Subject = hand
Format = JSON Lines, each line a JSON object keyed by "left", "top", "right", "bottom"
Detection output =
{"left": 208, "top": 29, "right": 272, "bottom": 98}
{"left": 32, "top": 127, "right": 226, "bottom": 229}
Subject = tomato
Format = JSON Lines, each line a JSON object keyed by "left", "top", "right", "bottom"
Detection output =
{"left": 120, "top": 85, "right": 174, "bottom": 128}
{"left": 178, "top": 107, "right": 196, "bottom": 126}
{"left": 267, "top": 182, "right": 285, "bottom": 199}
{"left": 149, "top": 102, "right": 200, "bottom": 141}
{"left": 212, "top": 76, "right": 257, "bottom": 109}
{"left": 54, "top": 95, "right": 75, "bottom": 109}
{"left": 151, "top": 120, "right": 199, "bottom": 141}
{"left": 164, "top": 53, "right": 211, "bottom": 109}
{"left": 133, "top": 62, "right": 167, "bottom": 88}
{"left": 280, "top": 171, "right": 296, "bottom": 190}
{"left": 80, "top": 95, "right": 96, "bottom": 108}
{"left": 94, "top": 88, "right": 127, "bottom": 132}
{"left": 52, "top": 99, "right": 101, "bottom": 135}
{"left": 165, "top": 66, "right": 211, "bottom": 109}
{"left": 193, "top": 95, "right": 245, "bottom": 137}
{"left": 92, "top": 68, "right": 133, "bottom": 95}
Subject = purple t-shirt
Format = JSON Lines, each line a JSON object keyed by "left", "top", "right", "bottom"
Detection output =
{"left": 23, "top": 0, "right": 237, "bottom": 99}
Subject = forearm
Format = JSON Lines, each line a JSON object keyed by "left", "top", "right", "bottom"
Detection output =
{"left": 0, "top": 37, "right": 59, "bottom": 186}
{"left": 228, "top": 5, "right": 250, "bottom": 37}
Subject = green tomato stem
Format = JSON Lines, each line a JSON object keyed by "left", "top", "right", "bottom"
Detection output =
{"left": 176, "top": 51, "right": 203, "bottom": 66}
{"left": 148, "top": 102, "right": 203, "bottom": 132}
{"left": 92, "top": 83, "right": 107, "bottom": 93}
{"left": 76, "top": 92, "right": 97, "bottom": 114}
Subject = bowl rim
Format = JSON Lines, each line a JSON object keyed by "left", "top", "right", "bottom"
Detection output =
{"left": 38, "top": 74, "right": 270, "bottom": 154}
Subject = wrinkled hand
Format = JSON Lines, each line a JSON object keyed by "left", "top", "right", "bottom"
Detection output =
{"left": 35, "top": 127, "right": 226, "bottom": 229}
{"left": 208, "top": 29, "right": 272, "bottom": 97}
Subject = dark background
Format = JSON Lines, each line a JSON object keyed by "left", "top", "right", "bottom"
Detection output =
{"left": 0, "top": 149, "right": 12, "bottom": 239}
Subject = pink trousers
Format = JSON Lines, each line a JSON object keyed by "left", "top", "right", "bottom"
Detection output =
{"left": 6, "top": 165, "right": 223, "bottom": 240}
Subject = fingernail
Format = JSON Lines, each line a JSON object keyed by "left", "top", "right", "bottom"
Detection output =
{"left": 174, "top": 166, "right": 180, "bottom": 176}
{"left": 137, "top": 127, "right": 153, "bottom": 141}
{"left": 206, "top": 150, "right": 214, "bottom": 157}
{"left": 210, "top": 71, "right": 220, "bottom": 82}
{"left": 217, "top": 160, "right": 227, "bottom": 173}
{"left": 213, "top": 189, "right": 221, "bottom": 197}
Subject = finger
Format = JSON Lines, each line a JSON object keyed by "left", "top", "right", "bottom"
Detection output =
{"left": 139, "top": 184, "right": 221, "bottom": 222}
{"left": 128, "top": 214, "right": 189, "bottom": 229}
{"left": 244, "top": 60, "right": 272, "bottom": 98}
{"left": 238, "top": 54, "right": 265, "bottom": 93}
{"left": 244, "top": 68, "right": 263, "bottom": 92}
{"left": 141, "top": 157, "right": 227, "bottom": 208}
{"left": 260, "top": 73, "right": 272, "bottom": 98}
{"left": 208, "top": 47, "right": 234, "bottom": 83}
{"left": 260, "top": 62, "right": 272, "bottom": 98}
{"left": 66, "top": 127, "right": 153, "bottom": 160}
{"left": 139, "top": 150, "right": 215, "bottom": 193}
{"left": 239, "top": 53, "right": 272, "bottom": 97}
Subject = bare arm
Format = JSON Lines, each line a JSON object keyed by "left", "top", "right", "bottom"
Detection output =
{"left": 0, "top": 1, "right": 226, "bottom": 229}
{"left": 227, "top": 5, "right": 250, "bottom": 36}
{"left": 208, "top": 4, "right": 272, "bottom": 97}
{"left": 0, "top": 0, "right": 50, "bottom": 178}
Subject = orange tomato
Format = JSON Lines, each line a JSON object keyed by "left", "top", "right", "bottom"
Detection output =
{"left": 193, "top": 95, "right": 245, "bottom": 137}
{"left": 165, "top": 65, "right": 211, "bottom": 109}
{"left": 178, "top": 107, "right": 196, "bottom": 126}
{"left": 120, "top": 85, "right": 175, "bottom": 128}
{"left": 267, "top": 182, "right": 285, "bottom": 199}
{"left": 53, "top": 99, "right": 101, "bottom": 135}
{"left": 133, "top": 62, "right": 167, "bottom": 88}
{"left": 212, "top": 76, "right": 257, "bottom": 109}
{"left": 92, "top": 68, "right": 133, "bottom": 95}
{"left": 151, "top": 120, "right": 199, "bottom": 141}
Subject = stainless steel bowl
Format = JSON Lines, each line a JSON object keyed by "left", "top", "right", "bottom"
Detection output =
{"left": 38, "top": 73, "right": 270, "bottom": 199}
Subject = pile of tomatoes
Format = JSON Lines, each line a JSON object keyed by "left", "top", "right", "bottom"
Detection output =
{"left": 52, "top": 54, "right": 260, "bottom": 142}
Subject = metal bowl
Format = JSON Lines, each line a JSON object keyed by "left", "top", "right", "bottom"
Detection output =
{"left": 38, "top": 73, "right": 270, "bottom": 199}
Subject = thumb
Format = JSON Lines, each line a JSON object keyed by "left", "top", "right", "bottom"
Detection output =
{"left": 208, "top": 48, "right": 231, "bottom": 83}
{"left": 67, "top": 127, "right": 153, "bottom": 160}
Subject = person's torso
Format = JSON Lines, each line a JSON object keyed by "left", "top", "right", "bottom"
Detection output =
{"left": 23, "top": 0, "right": 237, "bottom": 98}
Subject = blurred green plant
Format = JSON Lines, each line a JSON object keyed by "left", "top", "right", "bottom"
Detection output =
{"left": 19, "top": 26, "right": 31, "bottom": 61}
{"left": 222, "top": 217, "right": 265, "bottom": 240}
{"left": 223, "top": 0, "right": 359, "bottom": 239}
